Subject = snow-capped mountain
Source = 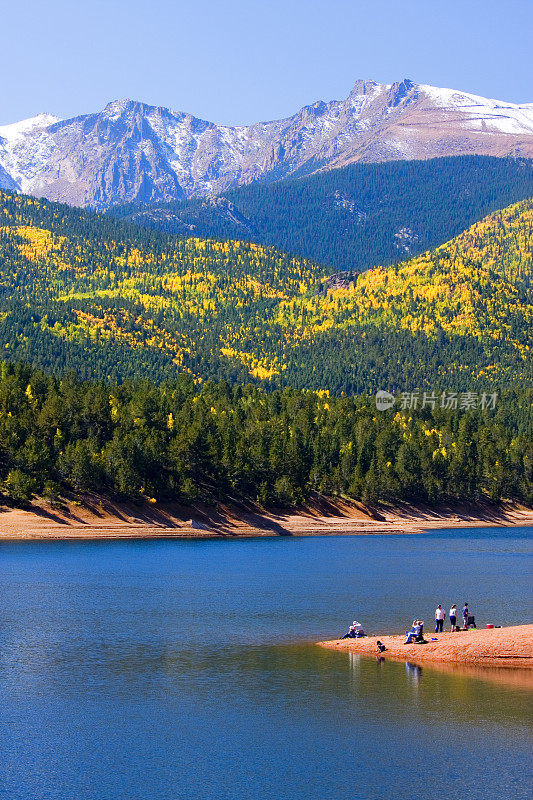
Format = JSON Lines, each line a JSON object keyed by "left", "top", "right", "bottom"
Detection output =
{"left": 1, "top": 79, "right": 532, "bottom": 209}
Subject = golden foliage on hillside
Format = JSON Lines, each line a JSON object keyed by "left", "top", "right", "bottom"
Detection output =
{"left": 0, "top": 191, "right": 530, "bottom": 387}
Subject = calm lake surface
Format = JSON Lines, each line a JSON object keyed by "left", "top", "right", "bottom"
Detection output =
{"left": 0, "top": 526, "right": 531, "bottom": 800}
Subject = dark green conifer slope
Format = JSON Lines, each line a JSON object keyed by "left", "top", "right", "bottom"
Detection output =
{"left": 110, "top": 156, "right": 533, "bottom": 271}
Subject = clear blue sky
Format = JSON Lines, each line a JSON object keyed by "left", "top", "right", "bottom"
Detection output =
{"left": 2, "top": 0, "right": 532, "bottom": 126}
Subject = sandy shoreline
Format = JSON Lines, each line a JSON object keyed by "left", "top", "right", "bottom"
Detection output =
{"left": 318, "top": 624, "right": 533, "bottom": 669}
{"left": 0, "top": 497, "right": 531, "bottom": 541}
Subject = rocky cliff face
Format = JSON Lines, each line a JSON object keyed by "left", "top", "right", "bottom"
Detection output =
{"left": 1, "top": 80, "right": 532, "bottom": 209}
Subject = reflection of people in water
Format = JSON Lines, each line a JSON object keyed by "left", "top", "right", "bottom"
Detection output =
{"left": 349, "top": 652, "right": 360, "bottom": 669}
{"left": 405, "top": 662, "right": 423, "bottom": 684}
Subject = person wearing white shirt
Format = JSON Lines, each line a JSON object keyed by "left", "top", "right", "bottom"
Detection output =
{"left": 449, "top": 604, "right": 457, "bottom": 631}
{"left": 435, "top": 605, "right": 445, "bottom": 633}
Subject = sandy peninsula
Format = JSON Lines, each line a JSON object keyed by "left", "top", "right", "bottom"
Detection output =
{"left": 0, "top": 496, "right": 531, "bottom": 541}
{"left": 318, "top": 624, "right": 533, "bottom": 669}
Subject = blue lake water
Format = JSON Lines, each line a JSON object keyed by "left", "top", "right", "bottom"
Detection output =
{"left": 0, "top": 526, "right": 531, "bottom": 800}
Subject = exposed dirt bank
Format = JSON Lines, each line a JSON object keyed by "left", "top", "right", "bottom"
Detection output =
{"left": 318, "top": 625, "right": 533, "bottom": 669}
{"left": 0, "top": 496, "right": 531, "bottom": 541}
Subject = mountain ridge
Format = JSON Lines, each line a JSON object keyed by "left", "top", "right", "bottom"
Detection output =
{"left": 1, "top": 79, "right": 533, "bottom": 209}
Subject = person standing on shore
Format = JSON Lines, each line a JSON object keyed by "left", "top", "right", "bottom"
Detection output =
{"left": 462, "top": 603, "right": 469, "bottom": 630}
{"left": 449, "top": 604, "right": 457, "bottom": 632}
{"left": 435, "top": 605, "right": 445, "bottom": 633}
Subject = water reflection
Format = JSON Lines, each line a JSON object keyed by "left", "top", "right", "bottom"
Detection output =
{"left": 5, "top": 633, "right": 530, "bottom": 729}
{"left": 409, "top": 657, "right": 533, "bottom": 691}
{"left": 342, "top": 647, "right": 533, "bottom": 698}
{"left": 405, "top": 661, "right": 423, "bottom": 688}
{"left": 348, "top": 651, "right": 360, "bottom": 666}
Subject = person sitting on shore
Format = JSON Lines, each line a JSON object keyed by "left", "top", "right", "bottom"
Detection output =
{"left": 376, "top": 640, "right": 386, "bottom": 653}
{"left": 351, "top": 620, "right": 365, "bottom": 637}
{"left": 405, "top": 620, "right": 425, "bottom": 644}
{"left": 405, "top": 620, "right": 415, "bottom": 643}
{"left": 341, "top": 625, "right": 356, "bottom": 639}
{"left": 341, "top": 620, "right": 365, "bottom": 639}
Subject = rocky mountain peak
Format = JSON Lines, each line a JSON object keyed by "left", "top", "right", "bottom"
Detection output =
{"left": 102, "top": 98, "right": 151, "bottom": 122}
{"left": 386, "top": 79, "right": 418, "bottom": 108}
{"left": 1, "top": 81, "right": 532, "bottom": 208}
{"left": 349, "top": 79, "right": 381, "bottom": 97}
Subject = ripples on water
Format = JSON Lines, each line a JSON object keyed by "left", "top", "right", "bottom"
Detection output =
{"left": 0, "top": 527, "right": 531, "bottom": 800}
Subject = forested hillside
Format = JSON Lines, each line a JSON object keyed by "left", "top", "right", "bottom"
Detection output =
{"left": 111, "top": 157, "right": 533, "bottom": 271}
{"left": 0, "top": 190, "right": 531, "bottom": 392}
{"left": 0, "top": 362, "right": 530, "bottom": 507}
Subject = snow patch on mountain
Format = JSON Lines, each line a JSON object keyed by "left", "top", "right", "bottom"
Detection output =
{"left": 419, "top": 85, "right": 533, "bottom": 134}
{"left": 0, "top": 113, "right": 60, "bottom": 141}
{"left": 0, "top": 114, "right": 61, "bottom": 194}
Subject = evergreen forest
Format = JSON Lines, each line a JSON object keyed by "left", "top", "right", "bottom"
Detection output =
{"left": 111, "top": 156, "right": 533, "bottom": 272}
{"left": 0, "top": 361, "right": 530, "bottom": 508}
